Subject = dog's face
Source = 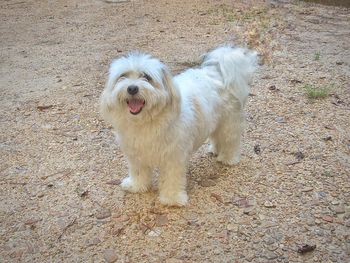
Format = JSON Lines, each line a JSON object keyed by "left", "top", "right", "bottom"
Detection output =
{"left": 101, "top": 53, "right": 179, "bottom": 124}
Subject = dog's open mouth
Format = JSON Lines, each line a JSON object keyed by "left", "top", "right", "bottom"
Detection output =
{"left": 126, "top": 98, "right": 145, "bottom": 115}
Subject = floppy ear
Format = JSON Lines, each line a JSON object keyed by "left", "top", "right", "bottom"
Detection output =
{"left": 99, "top": 68, "right": 119, "bottom": 123}
{"left": 99, "top": 86, "right": 114, "bottom": 126}
{"left": 162, "top": 68, "right": 180, "bottom": 113}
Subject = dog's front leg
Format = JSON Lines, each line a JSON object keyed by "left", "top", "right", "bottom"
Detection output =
{"left": 158, "top": 160, "right": 188, "bottom": 206}
{"left": 121, "top": 159, "right": 152, "bottom": 193}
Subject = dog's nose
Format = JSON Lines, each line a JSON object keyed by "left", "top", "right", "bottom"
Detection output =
{"left": 127, "top": 85, "right": 139, "bottom": 95}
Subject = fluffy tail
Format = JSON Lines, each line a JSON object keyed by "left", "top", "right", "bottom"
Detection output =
{"left": 202, "top": 46, "right": 258, "bottom": 107}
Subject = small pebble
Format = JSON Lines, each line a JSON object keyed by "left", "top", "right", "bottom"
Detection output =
{"left": 344, "top": 219, "right": 350, "bottom": 227}
{"left": 155, "top": 214, "right": 168, "bottom": 227}
{"left": 243, "top": 207, "right": 256, "bottom": 215}
{"left": 322, "top": 215, "right": 333, "bottom": 223}
{"left": 264, "top": 201, "right": 276, "bottom": 208}
{"left": 264, "top": 236, "right": 275, "bottom": 245}
{"left": 276, "top": 117, "right": 286, "bottom": 123}
{"left": 148, "top": 228, "right": 162, "bottom": 237}
{"left": 245, "top": 252, "right": 256, "bottom": 262}
{"left": 76, "top": 187, "right": 88, "bottom": 197}
{"left": 315, "top": 191, "right": 327, "bottom": 198}
{"left": 267, "top": 243, "right": 279, "bottom": 251}
{"left": 306, "top": 217, "right": 315, "bottom": 226}
{"left": 106, "top": 179, "right": 122, "bottom": 185}
{"left": 331, "top": 205, "right": 345, "bottom": 214}
{"left": 259, "top": 214, "right": 266, "bottom": 220}
{"left": 213, "top": 248, "right": 221, "bottom": 255}
{"left": 301, "top": 187, "right": 313, "bottom": 192}
{"left": 211, "top": 193, "right": 223, "bottom": 203}
{"left": 268, "top": 85, "right": 277, "bottom": 91}
{"left": 96, "top": 209, "right": 111, "bottom": 220}
{"left": 86, "top": 237, "right": 101, "bottom": 247}
{"left": 119, "top": 215, "right": 130, "bottom": 222}
{"left": 264, "top": 251, "right": 278, "bottom": 260}
{"left": 294, "top": 151, "right": 305, "bottom": 161}
{"left": 297, "top": 244, "right": 316, "bottom": 254}
{"left": 103, "top": 249, "right": 118, "bottom": 263}
{"left": 323, "top": 136, "right": 332, "bottom": 141}
{"left": 24, "top": 218, "right": 41, "bottom": 225}
{"left": 226, "top": 223, "right": 238, "bottom": 232}
{"left": 199, "top": 179, "right": 216, "bottom": 187}
{"left": 315, "top": 219, "right": 322, "bottom": 225}
{"left": 36, "top": 192, "right": 45, "bottom": 198}
{"left": 314, "top": 228, "right": 324, "bottom": 236}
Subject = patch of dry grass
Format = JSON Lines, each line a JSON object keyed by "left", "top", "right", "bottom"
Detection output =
{"left": 303, "top": 84, "right": 330, "bottom": 99}
{"left": 205, "top": 4, "right": 284, "bottom": 64}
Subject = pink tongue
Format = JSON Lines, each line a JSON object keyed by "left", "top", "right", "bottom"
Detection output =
{"left": 128, "top": 99, "right": 144, "bottom": 113}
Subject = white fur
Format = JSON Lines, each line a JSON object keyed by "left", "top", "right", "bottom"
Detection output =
{"left": 100, "top": 46, "right": 257, "bottom": 206}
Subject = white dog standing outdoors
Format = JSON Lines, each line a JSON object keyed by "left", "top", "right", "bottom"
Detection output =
{"left": 100, "top": 46, "right": 257, "bottom": 206}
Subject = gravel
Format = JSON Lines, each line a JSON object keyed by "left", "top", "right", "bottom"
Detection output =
{"left": 1, "top": 0, "right": 349, "bottom": 262}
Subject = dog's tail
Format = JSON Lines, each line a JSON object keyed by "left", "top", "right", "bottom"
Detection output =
{"left": 202, "top": 46, "right": 258, "bottom": 107}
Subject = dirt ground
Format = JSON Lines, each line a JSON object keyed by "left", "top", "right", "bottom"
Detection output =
{"left": 1, "top": 0, "right": 349, "bottom": 262}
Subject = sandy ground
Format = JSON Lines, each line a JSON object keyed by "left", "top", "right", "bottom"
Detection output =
{"left": 1, "top": 0, "right": 349, "bottom": 262}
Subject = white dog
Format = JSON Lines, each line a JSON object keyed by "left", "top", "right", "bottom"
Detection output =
{"left": 100, "top": 46, "right": 257, "bottom": 206}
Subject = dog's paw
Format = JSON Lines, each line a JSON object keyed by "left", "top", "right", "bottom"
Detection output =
{"left": 217, "top": 155, "right": 240, "bottom": 166}
{"left": 159, "top": 191, "right": 188, "bottom": 206}
{"left": 121, "top": 177, "right": 150, "bottom": 193}
{"left": 208, "top": 144, "right": 218, "bottom": 156}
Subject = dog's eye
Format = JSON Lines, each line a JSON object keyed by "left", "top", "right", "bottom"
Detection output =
{"left": 142, "top": 73, "right": 152, "bottom": 82}
{"left": 118, "top": 73, "right": 127, "bottom": 80}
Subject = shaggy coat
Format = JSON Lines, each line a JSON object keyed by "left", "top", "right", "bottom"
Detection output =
{"left": 100, "top": 46, "right": 257, "bottom": 206}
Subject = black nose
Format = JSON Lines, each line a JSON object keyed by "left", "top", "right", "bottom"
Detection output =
{"left": 127, "top": 85, "right": 139, "bottom": 95}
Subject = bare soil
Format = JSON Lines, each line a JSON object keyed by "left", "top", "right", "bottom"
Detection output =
{"left": 1, "top": 0, "right": 349, "bottom": 262}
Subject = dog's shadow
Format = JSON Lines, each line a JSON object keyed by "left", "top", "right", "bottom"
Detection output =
{"left": 187, "top": 144, "right": 230, "bottom": 190}
{"left": 142, "top": 144, "right": 228, "bottom": 192}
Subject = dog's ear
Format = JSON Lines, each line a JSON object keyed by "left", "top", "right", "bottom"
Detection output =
{"left": 99, "top": 69, "right": 118, "bottom": 123}
{"left": 99, "top": 87, "right": 114, "bottom": 124}
{"left": 162, "top": 68, "right": 180, "bottom": 112}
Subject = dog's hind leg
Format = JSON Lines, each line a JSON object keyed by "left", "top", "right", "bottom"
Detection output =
{"left": 121, "top": 160, "right": 152, "bottom": 193}
{"left": 211, "top": 111, "right": 245, "bottom": 166}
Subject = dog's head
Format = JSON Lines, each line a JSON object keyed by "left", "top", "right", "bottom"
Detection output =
{"left": 100, "top": 52, "right": 179, "bottom": 126}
